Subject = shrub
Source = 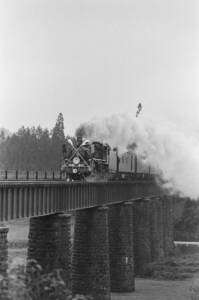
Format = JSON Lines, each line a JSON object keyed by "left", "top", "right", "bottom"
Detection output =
{"left": 0, "top": 259, "right": 92, "bottom": 300}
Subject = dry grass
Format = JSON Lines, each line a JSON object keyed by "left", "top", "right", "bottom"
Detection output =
{"left": 142, "top": 253, "right": 199, "bottom": 280}
{"left": 112, "top": 278, "right": 193, "bottom": 300}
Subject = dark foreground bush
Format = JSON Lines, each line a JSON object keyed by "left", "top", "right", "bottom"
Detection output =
{"left": 0, "top": 259, "right": 93, "bottom": 300}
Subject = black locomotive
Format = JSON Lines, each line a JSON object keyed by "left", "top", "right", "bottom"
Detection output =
{"left": 61, "top": 136, "right": 156, "bottom": 181}
{"left": 61, "top": 136, "right": 110, "bottom": 181}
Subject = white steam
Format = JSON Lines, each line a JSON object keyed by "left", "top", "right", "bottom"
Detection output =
{"left": 77, "top": 113, "right": 199, "bottom": 199}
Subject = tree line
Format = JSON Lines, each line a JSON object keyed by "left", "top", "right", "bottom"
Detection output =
{"left": 0, "top": 113, "right": 68, "bottom": 170}
{"left": 174, "top": 199, "right": 199, "bottom": 241}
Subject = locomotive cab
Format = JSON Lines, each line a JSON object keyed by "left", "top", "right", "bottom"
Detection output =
{"left": 91, "top": 142, "right": 110, "bottom": 173}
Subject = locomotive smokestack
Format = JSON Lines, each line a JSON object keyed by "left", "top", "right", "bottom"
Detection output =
{"left": 76, "top": 135, "right": 83, "bottom": 147}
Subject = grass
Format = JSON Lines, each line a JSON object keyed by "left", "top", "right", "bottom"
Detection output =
{"left": 142, "top": 253, "right": 199, "bottom": 280}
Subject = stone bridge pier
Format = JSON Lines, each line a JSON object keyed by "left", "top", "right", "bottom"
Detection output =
{"left": 108, "top": 202, "right": 134, "bottom": 293}
{"left": 0, "top": 226, "right": 9, "bottom": 297}
{"left": 25, "top": 196, "right": 174, "bottom": 300}
{"left": 27, "top": 213, "right": 71, "bottom": 286}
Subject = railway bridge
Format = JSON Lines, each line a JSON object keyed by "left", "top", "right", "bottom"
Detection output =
{"left": 0, "top": 179, "right": 174, "bottom": 300}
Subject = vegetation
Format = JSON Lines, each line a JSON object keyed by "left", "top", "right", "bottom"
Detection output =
{"left": 0, "top": 113, "right": 66, "bottom": 170}
{"left": 142, "top": 253, "right": 199, "bottom": 281}
{"left": 174, "top": 199, "right": 199, "bottom": 241}
{"left": 0, "top": 259, "right": 92, "bottom": 300}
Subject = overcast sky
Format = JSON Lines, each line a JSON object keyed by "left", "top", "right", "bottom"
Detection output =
{"left": 0, "top": 0, "right": 198, "bottom": 134}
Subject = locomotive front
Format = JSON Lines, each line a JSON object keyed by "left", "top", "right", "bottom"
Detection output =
{"left": 61, "top": 136, "right": 110, "bottom": 181}
{"left": 61, "top": 136, "right": 92, "bottom": 180}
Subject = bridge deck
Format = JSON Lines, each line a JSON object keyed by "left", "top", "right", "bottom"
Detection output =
{"left": 0, "top": 180, "right": 161, "bottom": 221}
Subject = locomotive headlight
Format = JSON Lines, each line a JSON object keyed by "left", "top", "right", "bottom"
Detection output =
{"left": 73, "top": 168, "right": 78, "bottom": 174}
{"left": 73, "top": 157, "right": 80, "bottom": 165}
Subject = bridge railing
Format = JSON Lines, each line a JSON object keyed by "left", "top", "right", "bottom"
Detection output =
{"left": 0, "top": 170, "right": 65, "bottom": 181}
{"left": 0, "top": 180, "right": 161, "bottom": 221}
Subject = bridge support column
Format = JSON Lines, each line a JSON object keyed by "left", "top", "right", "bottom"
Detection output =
{"left": 0, "top": 226, "right": 9, "bottom": 299}
{"left": 149, "top": 197, "right": 172, "bottom": 261}
{"left": 109, "top": 202, "right": 134, "bottom": 292}
{"left": 155, "top": 197, "right": 165, "bottom": 259}
{"left": 27, "top": 213, "right": 71, "bottom": 286}
{"left": 72, "top": 206, "right": 110, "bottom": 300}
{"left": 150, "top": 197, "right": 164, "bottom": 261}
{"left": 0, "top": 227, "right": 9, "bottom": 276}
{"left": 168, "top": 197, "right": 174, "bottom": 255}
{"left": 133, "top": 199, "right": 152, "bottom": 275}
{"left": 162, "top": 196, "right": 174, "bottom": 257}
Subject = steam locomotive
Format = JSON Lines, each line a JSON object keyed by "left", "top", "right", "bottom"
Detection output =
{"left": 61, "top": 136, "right": 156, "bottom": 181}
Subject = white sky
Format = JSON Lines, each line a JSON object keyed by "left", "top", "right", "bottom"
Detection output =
{"left": 0, "top": 0, "right": 199, "bottom": 134}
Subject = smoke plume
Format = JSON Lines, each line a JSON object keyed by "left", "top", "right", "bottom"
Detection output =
{"left": 76, "top": 114, "right": 199, "bottom": 199}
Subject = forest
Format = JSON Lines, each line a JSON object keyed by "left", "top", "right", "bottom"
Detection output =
{"left": 0, "top": 113, "right": 66, "bottom": 171}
